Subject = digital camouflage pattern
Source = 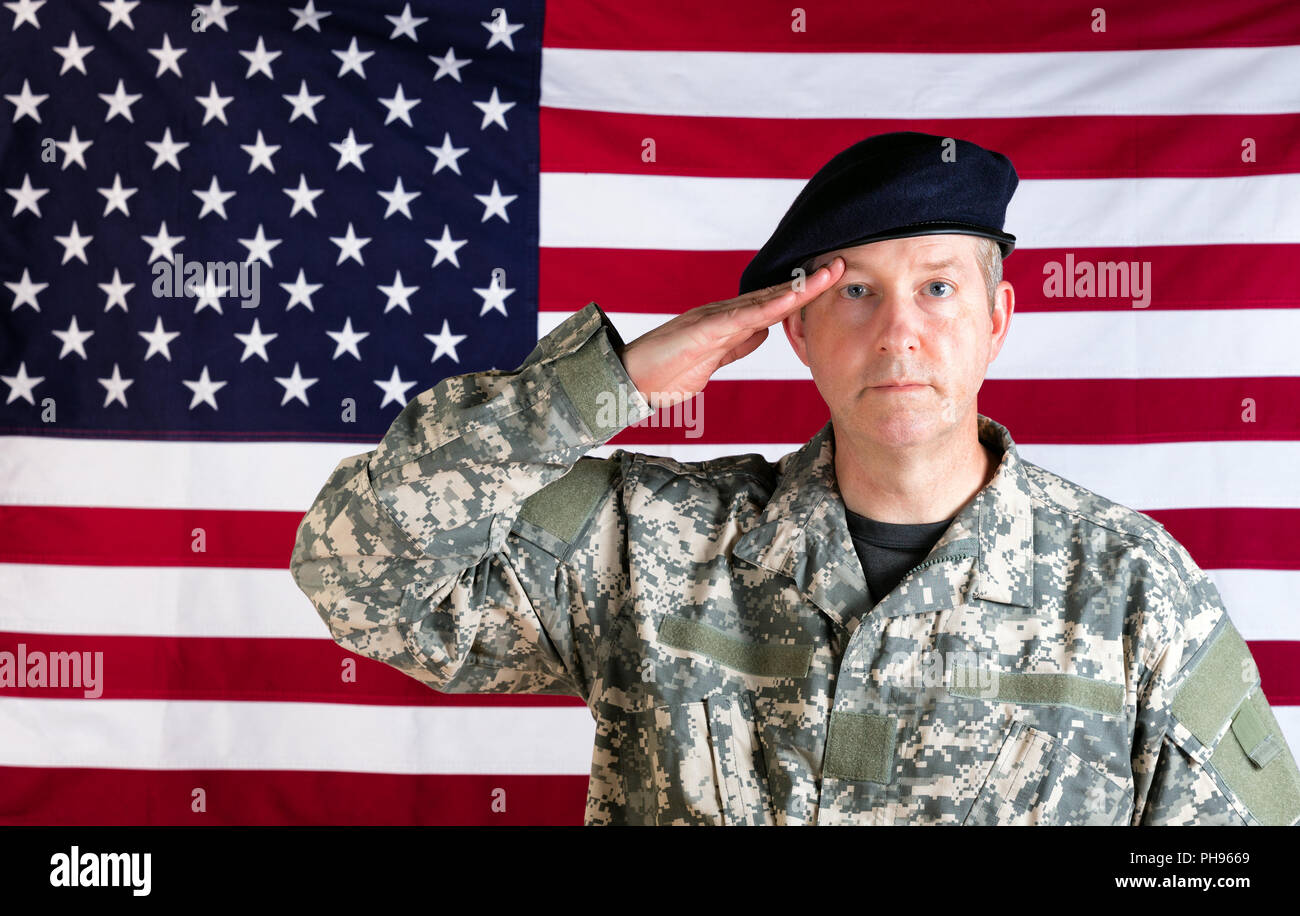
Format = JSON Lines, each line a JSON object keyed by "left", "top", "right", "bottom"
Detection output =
{"left": 290, "top": 301, "right": 1300, "bottom": 826}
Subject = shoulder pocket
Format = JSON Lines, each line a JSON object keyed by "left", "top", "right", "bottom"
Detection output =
{"left": 1165, "top": 617, "right": 1300, "bottom": 825}
{"left": 963, "top": 720, "right": 1131, "bottom": 825}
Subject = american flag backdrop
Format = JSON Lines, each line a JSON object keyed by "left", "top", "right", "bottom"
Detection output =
{"left": 0, "top": 0, "right": 1297, "bottom": 825}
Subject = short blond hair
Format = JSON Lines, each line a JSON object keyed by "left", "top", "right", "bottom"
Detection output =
{"left": 798, "top": 236, "right": 1002, "bottom": 315}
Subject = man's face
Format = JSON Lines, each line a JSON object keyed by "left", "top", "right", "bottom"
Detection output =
{"left": 784, "top": 234, "right": 1014, "bottom": 449}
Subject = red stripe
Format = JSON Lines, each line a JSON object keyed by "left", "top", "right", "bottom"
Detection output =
{"left": 543, "top": 0, "right": 1300, "bottom": 52}
{"left": 0, "top": 768, "right": 586, "bottom": 825}
{"left": 540, "top": 245, "right": 1300, "bottom": 314}
{"left": 602, "top": 379, "right": 1300, "bottom": 446}
{"left": 1, "top": 631, "right": 1294, "bottom": 705}
{"left": 542, "top": 111, "right": 1300, "bottom": 179}
{"left": 0, "top": 506, "right": 300, "bottom": 568}
{"left": 1144, "top": 509, "right": 1300, "bottom": 573}
{"left": 3, "top": 499, "right": 1299, "bottom": 573}
{"left": 0, "top": 632, "right": 581, "bottom": 706}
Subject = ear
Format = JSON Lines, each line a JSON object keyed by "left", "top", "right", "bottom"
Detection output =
{"left": 986, "top": 280, "right": 1015, "bottom": 365}
{"left": 783, "top": 305, "right": 812, "bottom": 369}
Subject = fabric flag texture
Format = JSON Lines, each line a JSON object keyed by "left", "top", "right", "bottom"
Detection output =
{"left": 0, "top": 0, "right": 1297, "bottom": 824}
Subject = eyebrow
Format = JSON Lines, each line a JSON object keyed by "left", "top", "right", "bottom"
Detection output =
{"left": 833, "top": 256, "right": 968, "bottom": 274}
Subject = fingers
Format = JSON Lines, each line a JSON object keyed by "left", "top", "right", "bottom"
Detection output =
{"left": 727, "top": 256, "right": 844, "bottom": 329}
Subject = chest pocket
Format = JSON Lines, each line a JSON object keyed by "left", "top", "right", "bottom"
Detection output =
{"left": 628, "top": 693, "right": 776, "bottom": 826}
{"left": 963, "top": 720, "right": 1132, "bottom": 825}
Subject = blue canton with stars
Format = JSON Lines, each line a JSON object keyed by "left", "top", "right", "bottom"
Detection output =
{"left": 0, "top": 0, "right": 541, "bottom": 440}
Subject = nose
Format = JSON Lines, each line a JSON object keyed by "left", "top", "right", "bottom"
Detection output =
{"left": 873, "top": 289, "right": 922, "bottom": 354}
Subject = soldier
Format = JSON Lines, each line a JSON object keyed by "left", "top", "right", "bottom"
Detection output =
{"left": 290, "top": 131, "right": 1300, "bottom": 825}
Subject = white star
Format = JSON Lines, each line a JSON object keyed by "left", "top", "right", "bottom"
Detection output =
{"left": 183, "top": 366, "right": 227, "bottom": 410}
{"left": 194, "top": 0, "right": 237, "bottom": 32}
{"left": 6, "top": 173, "right": 48, "bottom": 217}
{"left": 97, "top": 363, "right": 134, "bottom": 407}
{"left": 53, "top": 221, "right": 93, "bottom": 264}
{"left": 329, "top": 128, "right": 371, "bottom": 171}
{"left": 426, "top": 132, "right": 469, "bottom": 175}
{"left": 193, "top": 175, "right": 235, "bottom": 219}
{"left": 474, "top": 179, "right": 517, "bottom": 223}
{"left": 332, "top": 37, "right": 373, "bottom": 78}
{"left": 275, "top": 362, "right": 318, "bottom": 406}
{"left": 1, "top": 362, "right": 43, "bottom": 405}
{"left": 98, "top": 78, "right": 141, "bottom": 122}
{"left": 374, "top": 366, "right": 416, "bottom": 408}
{"left": 239, "top": 35, "right": 280, "bottom": 79}
{"left": 482, "top": 10, "right": 524, "bottom": 50}
{"left": 472, "top": 86, "right": 515, "bottom": 130}
{"left": 52, "top": 315, "right": 94, "bottom": 359}
{"left": 145, "top": 127, "right": 188, "bottom": 170}
{"left": 97, "top": 172, "right": 137, "bottom": 216}
{"left": 326, "top": 316, "right": 369, "bottom": 359}
{"left": 429, "top": 47, "right": 471, "bottom": 82}
{"left": 241, "top": 129, "right": 279, "bottom": 173}
{"left": 386, "top": 2, "right": 426, "bottom": 40}
{"left": 139, "top": 316, "right": 180, "bottom": 361}
{"left": 99, "top": 0, "right": 138, "bottom": 30}
{"left": 55, "top": 126, "right": 93, "bottom": 170}
{"left": 4, "top": 0, "right": 43, "bottom": 31}
{"left": 289, "top": 0, "right": 329, "bottom": 31}
{"left": 234, "top": 317, "right": 277, "bottom": 362}
{"left": 5, "top": 79, "right": 47, "bottom": 123}
{"left": 474, "top": 272, "right": 515, "bottom": 317}
{"left": 5, "top": 268, "right": 47, "bottom": 311}
{"left": 188, "top": 270, "right": 227, "bottom": 314}
{"left": 282, "top": 80, "right": 324, "bottom": 123}
{"left": 378, "top": 176, "right": 419, "bottom": 219}
{"left": 425, "top": 224, "right": 467, "bottom": 268}
{"left": 377, "top": 271, "right": 417, "bottom": 313}
{"left": 425, "top": 319, "right": 468, "bottom": 364}
{"left": 283, "top": 173, "right": 323, "bottom": 217}
{"left": 52, "top": 31, "right": 94, "bottom": 75}
{"left": 148, "top": 33, "right": 186, "bottom": 78}
{"left": 141, "top": 221, "right": 184, "bottom": 262}
{"left": 98, "top": 268, "right": 133, "bottom": 311}
{"left": 195, "top": 81, "right": 233, "bottom": 125}
{"left": 330, "top": 222, "right": 370, "bottom": 265}
{"left": 378, "top": 83, "right": 420, "bottom": 126}
{"left": 281, "top": 269, "right": 322, "bottom": 312}
{"left": 238, "top": 223, "right": 281, "bottom": 266}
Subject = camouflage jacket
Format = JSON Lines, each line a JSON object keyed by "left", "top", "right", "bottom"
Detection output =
{"left": 290, "top": 301, "right": 1300, "bottom": 826}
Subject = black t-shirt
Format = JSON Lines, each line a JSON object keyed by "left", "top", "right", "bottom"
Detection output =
{"left": 844, "top": 507, "right": 955, "bottom": 607}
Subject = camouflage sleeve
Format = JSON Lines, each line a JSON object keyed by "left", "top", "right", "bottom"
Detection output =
{"left": 1131, "top": 525, "right": 1300, "bottom": 825}
{"left": 289, "top": 301, "right": 654, "bottom": 700}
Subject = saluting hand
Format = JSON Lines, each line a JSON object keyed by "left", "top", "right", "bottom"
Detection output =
{"left": 618, "top": 256, "right": 845, "bottom": 409}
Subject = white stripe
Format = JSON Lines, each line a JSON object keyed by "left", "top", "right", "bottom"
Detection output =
{"left": 3, "top": 564, "right": 1294, "bottom": 640}
{"left": 541, "top": 45, "right": 1300, "bottom": 117}
{"left": 0, "top": 698, "right": 595, "bottom": 774}
{"left": 1208, "top": 570, "right": 1300, "bottom": 643}
{"left": 540, "top": 308, "right": 1300, "bottom": 380}
{"left": 0, "top": 698, "right": 1294, "bottom": 778}
{"left": 2, "top": 436, "right": 1298, "bottom": 511}
{"left": 0, "top": 565, "right": 329, "bottom": 638}
{"left": 1016, "top": 440, "right": 1300, "bottom": 510}
{"left": 0, "top": 436, "right": 361, "bottom": 512}
{"left": 540, "top": 172, "right": 1300, "bottom": 249}
{"left": 1274, "top": 707, "right": 1300, "bottom": 768}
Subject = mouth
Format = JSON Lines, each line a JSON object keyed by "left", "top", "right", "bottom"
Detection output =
{"left": 871, "top": 381, "right": 928, "bottom": 391}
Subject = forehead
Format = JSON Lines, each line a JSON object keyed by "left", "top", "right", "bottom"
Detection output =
{"left": 808, "top": 234, "right": 980, "bottom": 272}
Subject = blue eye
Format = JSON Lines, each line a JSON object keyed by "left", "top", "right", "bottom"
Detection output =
{"left": 841, "top": 283, "right": 870, "bottom": 300}
{"left": 928, "top": 281, "right": 954, "bottom": 297}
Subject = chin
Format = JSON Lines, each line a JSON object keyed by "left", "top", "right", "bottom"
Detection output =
{"left": 850, "top": 403, "right": 950, "bottom": 448}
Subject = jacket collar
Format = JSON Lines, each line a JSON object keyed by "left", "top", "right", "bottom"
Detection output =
{"left": 733, "top": 413, "right": 1035, "bottom": 627}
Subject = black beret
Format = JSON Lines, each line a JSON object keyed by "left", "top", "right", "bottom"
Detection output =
{"left": 739, "top": 131, "right": 1019, "bottom": 296}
